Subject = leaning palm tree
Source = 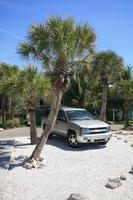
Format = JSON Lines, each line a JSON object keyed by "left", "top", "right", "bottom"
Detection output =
{"left": 18, "top": 16, "right": 96, "bottom": 160}
{"left": 93, "top": 51, "right": 124, "bottom": 121}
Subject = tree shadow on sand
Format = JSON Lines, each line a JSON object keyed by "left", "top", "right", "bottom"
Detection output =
{"left": 8, "top": 140, "right": 31, "bottom": 170}
{"left": 0, "top": 140, "right": 15, "bottom": 169}
{"left": 15, "top": 141, "right": 31, "bottom": 149}
{"left": 9, "top": 155, "right": 27, "bottom": 170}
{"left": 0, "top": 151, "right": 11, "bottom": 169}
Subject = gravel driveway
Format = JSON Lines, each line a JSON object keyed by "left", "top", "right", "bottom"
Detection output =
{"left": 2, "top": 133, "right": 133, "bottom": 200}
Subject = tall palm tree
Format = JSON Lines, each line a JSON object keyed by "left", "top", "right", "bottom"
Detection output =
{"left": 113, "top": 67, "right": 133, "bottom": 128}
{"left": 93, "top": 50, "right": 124, "bottom": 121}
{"left": 19, "top": 65, "right": 51, "bottom": 144}
{"left": 18, "top": 16, "right": 96, "bottom": 160}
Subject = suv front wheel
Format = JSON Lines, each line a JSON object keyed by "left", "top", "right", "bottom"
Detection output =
{"left": 67, "top": 131, "right": 78, "bottom": 147}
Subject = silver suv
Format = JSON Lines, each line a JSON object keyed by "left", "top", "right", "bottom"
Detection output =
{"left": 41, "top": 107, "right": 112, "bottom": 147}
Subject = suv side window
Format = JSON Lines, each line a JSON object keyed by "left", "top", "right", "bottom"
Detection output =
{"left": 57, "top": 110, "right": 66, "bottom": 122}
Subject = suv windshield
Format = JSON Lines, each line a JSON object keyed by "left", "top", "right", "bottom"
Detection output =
{"left": 66, "top": 110, "right": 93, "bottom": 121}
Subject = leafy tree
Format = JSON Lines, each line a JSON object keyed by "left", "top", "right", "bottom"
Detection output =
{"left": 93, "top": 50, "right": 124, "bottom": 121}
{"left": 63, "top": 63, "right": 91, "bottom": 107}
{"left": 18, "top": 16, "right": 96, "bottom": 160}
{"left": 62, "top": 63, "right": 102, "bottom": 117}
{"left": 0, "top": 63, "right": 19, "bottom": 128}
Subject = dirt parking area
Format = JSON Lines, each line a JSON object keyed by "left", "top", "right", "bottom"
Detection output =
{"left": 2, "top": 132, "right": 133, "bottom": 200}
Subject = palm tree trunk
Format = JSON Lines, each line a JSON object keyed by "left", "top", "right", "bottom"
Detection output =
{"left": 100, "top": 82, "right": 108, "bottom": 122}
{"left": 1, "top": 98, "right": 6, "bottom": 128}
{"left": 29, "top": 110, "right": 37, "bottom": 144}
{"left": 124, "top": 100, "right": 130, "bottom": 129}
{"left": 30, "top": 89, "right": 62, "bottom": 160}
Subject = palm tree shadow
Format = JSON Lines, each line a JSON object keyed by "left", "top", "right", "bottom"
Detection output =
{"left": 15, "top": 141, "right": 31, "bottom": 149}
{"left": 8, "top": 140, "right": 31, "bottom": 170}
{"left": 46, "top": 135, "right": 106, "bottom": 152}
{"left": 0, "top": 151, "right": 11, "bottom": 169}
{"left": 9, "top": 155, "right": 26, "bottom": 170}
{"left": 0, "top": 140, "right": 15, "bottom": 169}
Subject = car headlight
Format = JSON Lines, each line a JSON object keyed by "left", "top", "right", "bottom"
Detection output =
{"left": 106, "top": 126, "right": 111, "bottom": 132}
{"left": 80, "top": 128, "right": 90, "bottom": 134}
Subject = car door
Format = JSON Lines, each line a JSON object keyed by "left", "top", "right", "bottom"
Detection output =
{"left": 54, "top": 110, "right": 68, "bottom": 136}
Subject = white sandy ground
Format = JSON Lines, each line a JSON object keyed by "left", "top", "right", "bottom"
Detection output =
{"left": 2, "top": 133, "right": 133, "bottom": 200}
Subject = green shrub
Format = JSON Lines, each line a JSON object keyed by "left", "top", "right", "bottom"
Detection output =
{"left": 5, "top": 118, "right": 20, "bottom": 129}
{"left": 6, "top": 120, "right": 14, "bottom": 128}
{"left": 13, "top": 118, "right": 20, "bottom": 127}
{"left": 20, "top": 118, "right": 28, "bottom": 126}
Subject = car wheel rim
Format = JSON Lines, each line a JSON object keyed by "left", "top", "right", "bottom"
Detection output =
{"left": 69, "top": 135, "right": 77, "bottom": 146}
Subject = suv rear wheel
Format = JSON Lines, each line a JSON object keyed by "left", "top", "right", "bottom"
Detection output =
{"left": 67, "top": 131, "right": 78, "bottom": 147}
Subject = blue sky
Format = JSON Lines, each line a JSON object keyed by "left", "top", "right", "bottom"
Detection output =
{"left": 0, "top": 0, "right": 133, "bottom": 68}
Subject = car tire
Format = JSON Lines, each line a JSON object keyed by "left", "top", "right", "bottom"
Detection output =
{"left": 43, "top": 123, "right": 46, "bottom": 130}
{"left": 67, "top": 131, "right": 78, "bottom": 147}
{"left": 98, "top": 141, "right": 108, "bottom": 145}
{"left": 43, "top": 124, "right": 52, "bottom": 139}
{"left": 47, "top": 134, "right": 52, "bottom": 139}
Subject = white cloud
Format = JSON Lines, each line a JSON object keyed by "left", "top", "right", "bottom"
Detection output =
{"left": 0, "top": 0, "right": 39, "bottom": 13}
{"left": 0, "top": 28, "right": 23, "bottom": 40}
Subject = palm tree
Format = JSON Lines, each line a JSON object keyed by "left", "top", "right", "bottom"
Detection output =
{"left": 19, "top": 65, "right": 51, "bottom": 144}
{"left": 93, "top": 50, "right": 124, "bottom": 121}
{"left": 113, "top": 67, "right": 133, "bottom": 128}
{"left": 18, "top": 16, "right": 96, "bottom": 160}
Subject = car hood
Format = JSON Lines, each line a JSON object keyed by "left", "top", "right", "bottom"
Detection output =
{"left": 70, "top": 119, "right": 109, "bottom": 128}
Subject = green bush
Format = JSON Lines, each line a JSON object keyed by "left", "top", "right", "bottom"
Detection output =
{"left": 20, "top": 118, "right": 28, "bottom": 126}
{"left": 5, "top": 118, "right": 20, "bottom": 129}
{"left": 6, "top": 120, "right": 14, "bottom": 128}
{"left": 13, "top": 118, "right": 20, "bottom": 127}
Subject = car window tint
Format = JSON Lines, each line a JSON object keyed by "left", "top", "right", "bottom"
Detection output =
{"left": 66, "top": 110, "right": 93, "bottom": 120}
{"left": 57, "top": 110, "right": 66, "bottom": 121}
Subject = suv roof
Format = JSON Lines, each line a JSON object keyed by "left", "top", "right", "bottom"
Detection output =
{"left": 36, "top": 105, "right": 85, "bottom": 112}
{"left": 61, "top": 107, "right": 85, "bottom": 111}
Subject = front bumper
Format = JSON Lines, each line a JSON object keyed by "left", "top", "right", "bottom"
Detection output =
{"left": 77, "top": 132, "right": 112, "bottom": 143}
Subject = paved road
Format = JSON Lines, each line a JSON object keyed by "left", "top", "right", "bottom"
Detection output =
{"left": 0, "top": 127, "right": 42, "bottom": 140}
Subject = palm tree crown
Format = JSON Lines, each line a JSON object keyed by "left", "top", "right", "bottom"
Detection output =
{"left": 93, "top": 50, "right": 124, "bottom": 84}
{"left": 18, "top": 16, "right": 96, "bottom": 90}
